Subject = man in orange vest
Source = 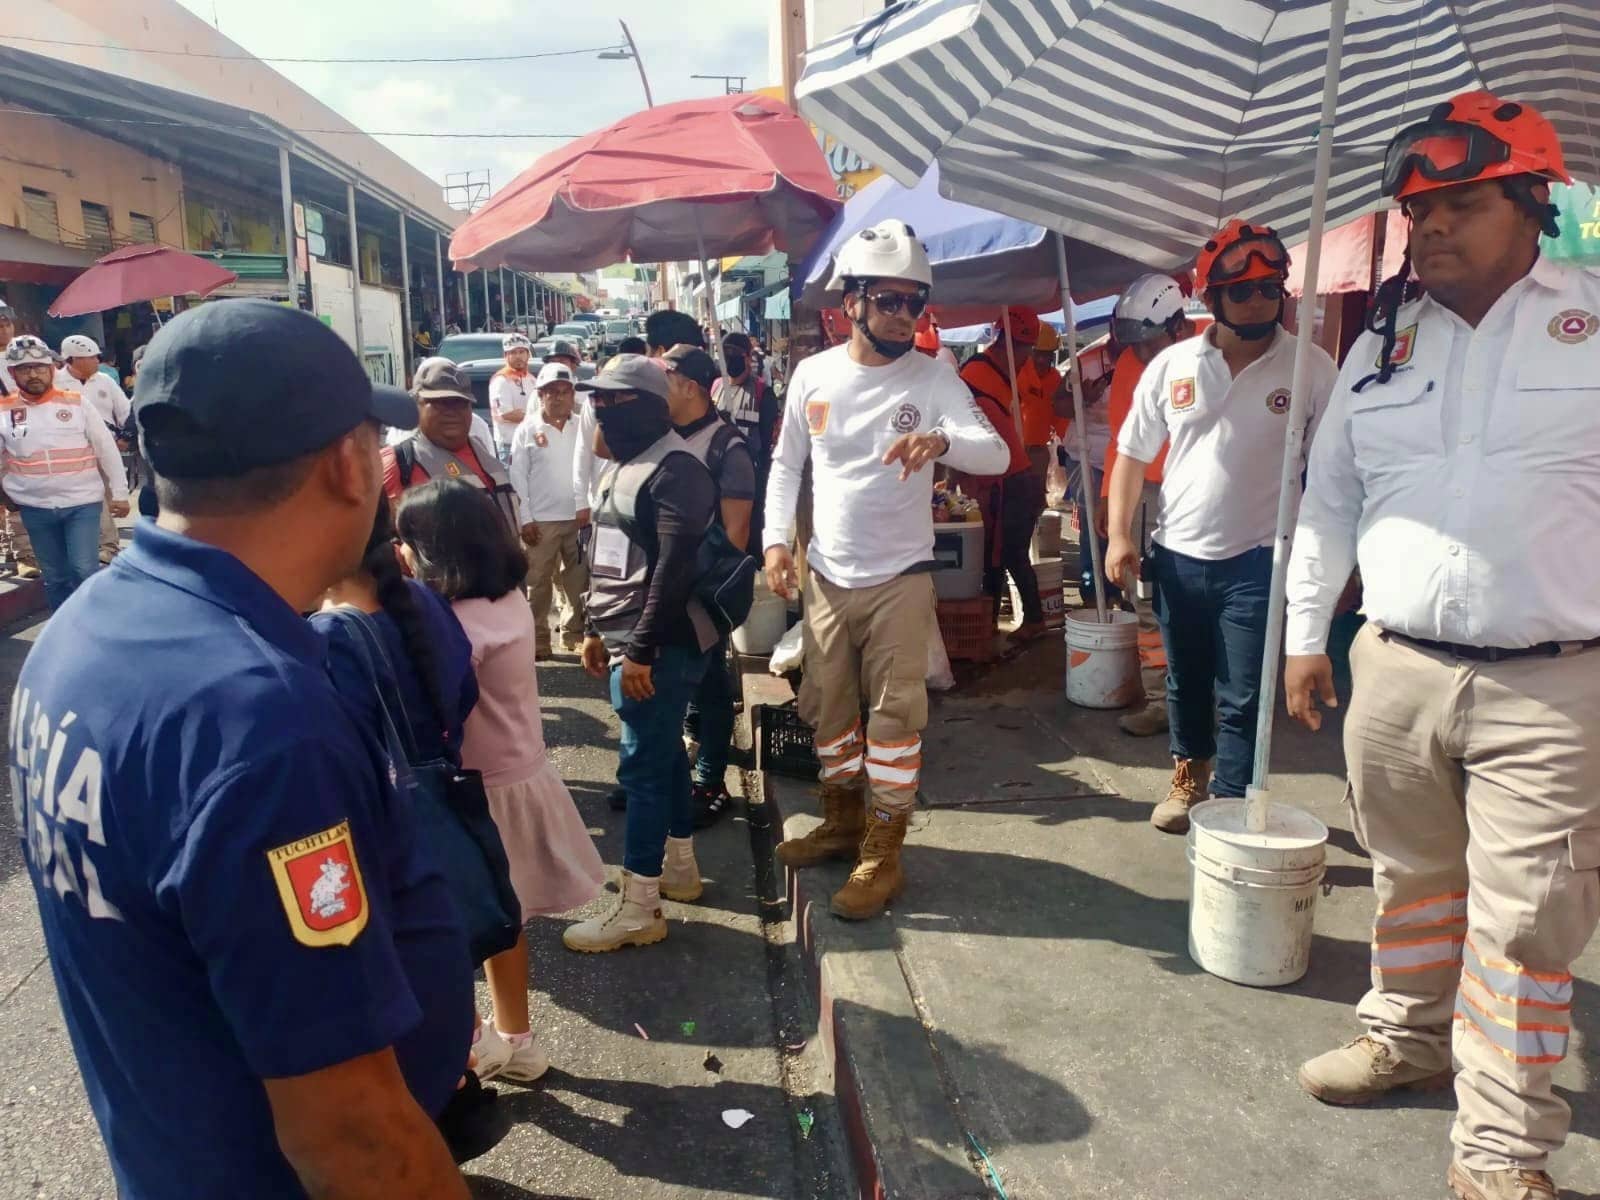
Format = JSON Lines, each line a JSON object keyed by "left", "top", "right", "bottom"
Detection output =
{"left": 959, "top": 308, "right": 1049, "bottom": 638}
{"left": 1100, "top": 275, "right": 1195, "bottom": 736}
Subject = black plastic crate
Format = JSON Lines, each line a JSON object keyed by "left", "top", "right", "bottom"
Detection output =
{"left": 755, "top": 701, "right": 819, "bottom": 780}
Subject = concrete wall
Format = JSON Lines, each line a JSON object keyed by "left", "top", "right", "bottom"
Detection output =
{"left": 0, "top": 107, "right": 184, "bottom": 249}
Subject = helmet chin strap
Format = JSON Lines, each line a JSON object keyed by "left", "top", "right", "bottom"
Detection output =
{"left": 1210, "top": 292, "right": 1284, "bottom": 342}
{"left": 850, "top": 291, "right": 915, "bottom": 359}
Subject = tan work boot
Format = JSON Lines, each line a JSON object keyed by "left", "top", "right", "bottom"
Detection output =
{"left": 1150, "top": 758, "right": 1210, "bottom": 834}
{"left": 1117, "top": 702, "right": 1169, "bottom": 737}
{"left": 562, "top": 871, "right": 667, "bottom": 953}
{"left": 1447, "top": 1163, "right": 1558, "bottom": 1200}
{"left": 660, "top": 835, "right": 703, "bottom": 902}
{"left": 830, "top": 807, "right": 909, "bottom": 920}
{"left": 1298, "top": 1034, "right": 1454, "bottom": 1105}
{"left": 776, "top": 784, "right": 866, "bottom": 869}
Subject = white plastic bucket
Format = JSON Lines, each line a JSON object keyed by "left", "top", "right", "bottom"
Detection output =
{"left": 1064, "top": 609, "right": 1141, "bottom": 708}
{"left": 1186, "top": 795, "right": 1329, "bottom": 987}
{"left": 732, "top": 586, "right": 788, "bottom": 656}
{"left": 1011, "top": 558, "right": 1066, "bottom": 627}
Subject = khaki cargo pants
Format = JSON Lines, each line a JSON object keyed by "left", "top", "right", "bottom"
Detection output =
{"left": 525, "top": 519, "right": 587, "bottom": 652}
{"left": 1344, "top": 623, "right": 1600, "bottom": 1172}
{"left": 797, "top": 570, "right": 936, "bottom": 815}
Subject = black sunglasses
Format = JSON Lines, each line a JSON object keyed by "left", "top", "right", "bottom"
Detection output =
{"left": 865, "top": 290, "right": 929, "bottom": 318}
{"left": 1223, "top": 279, "right": 1285, "bottom": 304}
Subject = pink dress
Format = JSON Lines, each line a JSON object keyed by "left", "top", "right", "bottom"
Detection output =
{"left": 453, "top": 592, "right": 605, "bottom": 919}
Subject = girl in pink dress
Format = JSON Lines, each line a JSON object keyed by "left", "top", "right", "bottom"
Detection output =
{"left": 395, "top": 479, "right": 605, "bottom": 1083}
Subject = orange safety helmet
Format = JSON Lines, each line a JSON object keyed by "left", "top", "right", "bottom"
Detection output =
{"left": 913, "top": 313, "right": 942, "bottom": 353}
{"left": 1194, "top": 219, "right": 1289, "bottom": 291}
{"left": 1383, "top": 91, "right": 1571, "bottom": 201}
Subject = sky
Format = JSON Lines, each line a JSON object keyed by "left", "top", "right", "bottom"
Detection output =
{"left": 174, "top": 0, "right": 773, "bottom": 202}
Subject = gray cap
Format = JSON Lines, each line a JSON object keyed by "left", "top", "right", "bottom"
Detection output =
{"left": 575, "top": 353, "right": 668, "bottom": 402}
{"left": 411, "top": 356, "right": 474, "bottom": 402}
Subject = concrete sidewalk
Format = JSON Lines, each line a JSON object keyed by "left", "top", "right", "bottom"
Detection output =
{"left": 758, "top": 640, "right": 1600, "bottom": 1199}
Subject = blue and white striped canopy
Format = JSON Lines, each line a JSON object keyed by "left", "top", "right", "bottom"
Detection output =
{"left": 796, "top": 0, "right": 1600, "bottom": 270}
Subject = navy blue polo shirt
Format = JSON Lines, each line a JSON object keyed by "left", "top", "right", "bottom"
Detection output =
{"left": 14, "top": 521, "right": 474, "bottom": 1199}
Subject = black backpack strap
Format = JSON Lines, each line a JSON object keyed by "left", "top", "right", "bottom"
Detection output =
{"left": 394, "top": 439, "right": 417, "bottom": 490}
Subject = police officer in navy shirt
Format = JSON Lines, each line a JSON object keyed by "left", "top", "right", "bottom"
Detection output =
{"left": 14, "top": 301, "right": 475, "bottom": 1199}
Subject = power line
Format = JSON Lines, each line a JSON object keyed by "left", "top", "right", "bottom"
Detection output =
{"left": 0, "top": 33, "right": 624, "bottom": 66}
{"left": 0, "top": 106, "right": 577, "bottom": 140}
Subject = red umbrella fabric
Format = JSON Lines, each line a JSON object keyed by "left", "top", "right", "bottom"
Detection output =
{"left": 450, "top": 93, "right": 842, "bottom": 272}
{"left": 48, "top": 244, "right": 238, "bottom": 318}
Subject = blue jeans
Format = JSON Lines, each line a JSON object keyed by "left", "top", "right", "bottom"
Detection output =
{"left": 1150, "top": 543, "right": 1272, "bottom": 799}
{"left": 20, "top": 502, "right": 102, "bottom": 611}
{"left": 612, "top": 644, "right": 709, "bottom": 877}
{"left": 1071, "top": 463, "right": 1121, "bottom": 606}
{"left": 687, "top": 637, "right": 735, "bottom": 789}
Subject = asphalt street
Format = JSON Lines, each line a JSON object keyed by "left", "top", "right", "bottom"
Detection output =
{"left": 0, "top": 610, "right": 848, "bottom": 1200}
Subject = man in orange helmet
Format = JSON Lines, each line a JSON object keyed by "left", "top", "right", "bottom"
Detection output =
{"left": 1286, "top": 92, "right": 1598, "bottom": 1200}
{"left": 1105, "top": 220, "right": 1337, "bottom": 834}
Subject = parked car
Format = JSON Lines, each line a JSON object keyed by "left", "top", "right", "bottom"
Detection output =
{"left": 552, "top": 322, "right": 596, "bottom": 358}
{"left": 598, "top": 319, "right": 633, "bottom": 358}
{"left": 434, "top": 333, "right": 509, "bottom": 409}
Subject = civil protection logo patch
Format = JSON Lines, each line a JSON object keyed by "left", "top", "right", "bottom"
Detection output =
{"left": 1170, "top": 378, "right": 1196, "bottom": 411}
{"left": 805, "top": 401, "right": 830, "bottom": 436}
{"left": 889, "top": 403, "right": 922, "bottom": 433}
{"left": 267, "top": 820, "right": 369, "bottom": 948}
{"left": 1379, "top": 324, "right": 1419, "bottom": 369}
{"left": 1265, "top": 388, "right": 1291, "bottom": 415}
{"left": 1548, "top": 308, "right": 1599, "bottom": 345}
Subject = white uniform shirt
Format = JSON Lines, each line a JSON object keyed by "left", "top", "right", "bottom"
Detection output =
{"left": 509, "top": 409, "right": 580, "bottom": 522}
{"left": 1286, "top": 257, "right": 1600, "bottom": 654}
{"left": 765, "top": 344, "right": 1010, "bottom": 588}
{"left": 0, "top": 386, "right": 129, "bottom": 509}
{"left": 63, "top": 371, "right": 130, "bottom": 430}
{"left": 570, "top": 398, "right": 604, "bottom": 514}
{"left": 1119, "top": 326, "right": 1337, "bottom": 561}
{"left": 487, "top": 366, "right": 531, "bottom": 451}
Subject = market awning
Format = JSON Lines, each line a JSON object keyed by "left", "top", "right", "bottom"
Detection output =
{"left": 0, "top": 224, "right": 96, "bottom": 285}
{"left": 1287, "top": 211, "right": 1407, "bottom": 297}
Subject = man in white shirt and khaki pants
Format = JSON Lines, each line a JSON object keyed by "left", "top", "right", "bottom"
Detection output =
{"left": 1286, "top": 92, "right": 1599, "bottom": 1200}
{"left": 510, "top": 362, "right": 587, "bottom": 658}
{"left": 764, "top": 222, "right": 1008, "bottom": 920}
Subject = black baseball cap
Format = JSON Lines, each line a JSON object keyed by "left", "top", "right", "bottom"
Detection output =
{"left": 134, "top": 300, "right": 417, "bottom": 479}
{"left": 662, "top": 344, "right": 720, "bottom": 391}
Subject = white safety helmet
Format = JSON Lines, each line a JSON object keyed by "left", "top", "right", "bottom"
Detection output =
{"left": 825, "top": 220, "right": 934, "bottom": 294}
{"left": 60, "top": 334, "right": 101, "bottom": 359}
{"left": 1112, "top": 274, "right": 1187, "bottom": 346}
{"left": 502, "top": 332, "right": 532, "bottom": 354}
{"left": 4, "top": 335, "right": 54, "bottom": 365}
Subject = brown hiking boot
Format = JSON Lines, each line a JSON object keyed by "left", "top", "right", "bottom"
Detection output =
{"left": 1150, "top": 758, "right": 1209, "bottom": 834}
{"left": 1447, "top": 1163, "right": 1558, "bottom": 1200}
{"left": 1298, "top": 1035, "right": 1454, "bottom": 1105}
{"left": 776, "top": 783, "right": 866, "bottom": 869}
{"left": 830, "top": 807, "right": 908, "bottom": 920}
{"left": 1117, "top": 702, "right": 1169, "bottom": 737}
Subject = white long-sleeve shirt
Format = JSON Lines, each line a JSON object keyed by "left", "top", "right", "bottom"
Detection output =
{"left": 1119, "top": 326, "right": 1336, "bottom": 562}
{"left": 0, "top": 386, "right": 129, "bottom": 509}
{"left": 509, "top": 409, "right": 581, "bottom": 522}
{"left": 61, "top": 370, "right": 131, "bottom": 430}
{"left": 1286, "top": 257, "right": 1600, "bottom": 654}
{"left": 764, "top": 344, "right": 1009, "bottom": 588}
{"left": 571, "top": 398, "right": 603, "bottom": 513}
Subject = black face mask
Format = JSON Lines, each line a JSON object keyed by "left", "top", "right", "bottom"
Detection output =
{"left": 725, "top": 353, "right": 748, "bottom": 378}
{"left": 594, "top": 394, "right": 671, "bottom": 462}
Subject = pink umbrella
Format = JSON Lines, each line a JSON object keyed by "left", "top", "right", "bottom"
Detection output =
{"left": 48, "top": 244, "right": 238, "bottom": 318}
{"left": 449, "top": 92, "right": 841, "bottom": 272}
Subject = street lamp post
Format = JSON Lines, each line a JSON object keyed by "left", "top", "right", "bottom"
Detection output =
{"left": 599, "top": 22, "right": 669, "bottom": 310}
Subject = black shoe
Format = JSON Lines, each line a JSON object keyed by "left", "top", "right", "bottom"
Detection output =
{"left": 692, "top": 783, "right": 731, "bottom": 830}
{"left": 607, "top": 785, "right": 628, "bottom": 812}
{"left": 435, "top": 1071, "right": 512, "bottom": 1165}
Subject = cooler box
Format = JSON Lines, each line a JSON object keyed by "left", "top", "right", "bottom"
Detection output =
{"left": 932, "top": 521, "right": 985, "bottom": 600}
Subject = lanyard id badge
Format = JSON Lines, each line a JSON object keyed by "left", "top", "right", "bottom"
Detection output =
{"left": 591, "top": 524, "right": 629, "bottom": 579}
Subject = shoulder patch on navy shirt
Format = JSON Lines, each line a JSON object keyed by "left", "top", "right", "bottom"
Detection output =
{"left": 267, "top": 820, "right": 369, "bottom": 947}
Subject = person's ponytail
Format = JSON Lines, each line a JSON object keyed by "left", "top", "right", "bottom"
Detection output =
{"left": 366, "top": 498, "right": 448, "bottom": 734}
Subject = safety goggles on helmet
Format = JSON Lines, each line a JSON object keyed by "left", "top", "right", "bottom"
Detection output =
{"left": 1198, "top": 225, "right": 1288, "bottom": 290}
{"left": 863, "top": 288, "right": 929, "bottom": 319}
{"left": 1382, "top": 120, "right": 1513, "bottom": 199}
{"left": 4, "top": 335, "right": 53, "bottom": 366}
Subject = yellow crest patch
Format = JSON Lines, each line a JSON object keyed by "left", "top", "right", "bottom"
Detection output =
{"left": 266, "top": 820, "right": 369, "bottom": 948}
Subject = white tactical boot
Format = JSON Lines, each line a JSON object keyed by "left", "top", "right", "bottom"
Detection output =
{"left": 660, "top": 836, "right": 704, "bottom": 902}
{"left": 562, "top": 871, "right": 668, "bottom": 953}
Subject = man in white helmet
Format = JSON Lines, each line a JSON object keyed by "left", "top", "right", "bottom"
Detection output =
{"left": 0, "top": 336, "right": 128, "bottom": 610}
{"left": 60, "top": 334, "right": 131, "bottom": 562}
{"left": 1098, "top": 275, "right": 1196, "bottom": 737}
{"left": 764, "top": 220, "right": 1009, "bottom": 920}
{"left": 489, "top": 332, "right": 534, "bottom": 462}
